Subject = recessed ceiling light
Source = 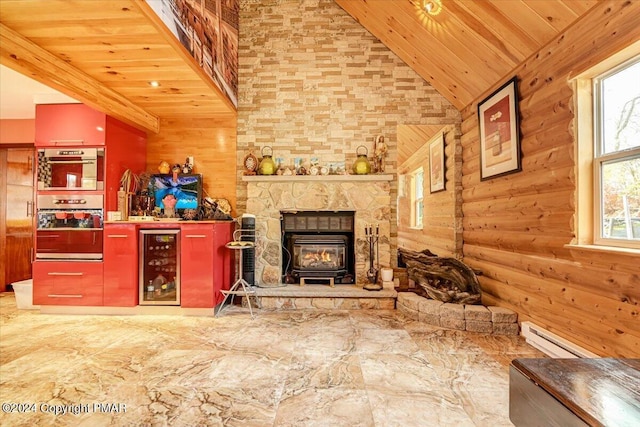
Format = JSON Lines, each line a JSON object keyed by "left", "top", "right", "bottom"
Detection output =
{"left": 96, "top": 126, "right": 104, "bottom": 132}
{"left": 149, "top": 81, "right": 160, "bottom": 87}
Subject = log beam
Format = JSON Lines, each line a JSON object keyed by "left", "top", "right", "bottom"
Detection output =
{"left": 0, "top": 23, "right": 159, "bottom": 134}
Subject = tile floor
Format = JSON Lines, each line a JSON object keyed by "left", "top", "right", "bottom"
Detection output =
{"left": 0, "top": 292, "right": 544, "bottom": 426}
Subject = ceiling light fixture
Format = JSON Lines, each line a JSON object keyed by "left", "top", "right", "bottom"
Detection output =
{"left": 423, "top": 0, "right": 443, "bottom": 16}
{"left": 149, "top": 80, "right": 160, "bottom": 88}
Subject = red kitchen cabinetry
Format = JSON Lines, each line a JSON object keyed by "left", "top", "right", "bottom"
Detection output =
{"left": 180, "top": 224, "right": 215, "bottom": 308}
{"left": 35, "top": 104, "right": 107, "bottom": 147}
{"left": 180, "top": 222, "right": 234, "bottom": 308}
{"left": 34, "top": 103, "right": 146, "bottom": 212}
{"left": 32, "top": 261, "right": 104, "bottom": 306}
{"left": 103, "top": 223, "right": 138, "bottom": 306}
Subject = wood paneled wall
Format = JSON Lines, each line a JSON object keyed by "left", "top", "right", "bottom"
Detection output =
{"left": 146, "top": 117, "right": 237, "bottom": 216}
{"left": 398, "top": 125, "right": 462, "bottom": 259}
{"left": 460, "top": 0, "right": 640, "bottom": 357}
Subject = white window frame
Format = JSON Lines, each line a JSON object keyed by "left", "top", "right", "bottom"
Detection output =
{"left": 592, "top": 57, "right": 640, "bottom": 248}
{"left": 410, "top": 167, "right": 424, "bottom": 229}
{"left": 574, "top": 45, "right": 640, "bottom": 251}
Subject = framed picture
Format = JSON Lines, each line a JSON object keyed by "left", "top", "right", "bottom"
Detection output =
{"left": 478, "top": 76, "right": 521, "bottom": 180}
{"left": 429, "top": 132, "right": 445, "bottom": 193}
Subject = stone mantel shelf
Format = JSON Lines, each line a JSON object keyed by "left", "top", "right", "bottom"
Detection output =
{"left": 243, "top": 174, "right": 393, "bottom": 182}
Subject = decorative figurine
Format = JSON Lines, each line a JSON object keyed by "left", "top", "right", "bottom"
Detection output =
{"left": 373, "top": 134, "right": 387, "bottom": 173}
{"left": 162, "top": 194, "right": 178, "bottom": 218}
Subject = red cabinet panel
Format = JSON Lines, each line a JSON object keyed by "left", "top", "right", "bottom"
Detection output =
{"left": 212, "top": 222, "right": 235, "bottom": 306}
{"left": 103, "top": 224, "right": 138, "bottom": 306}
{"left": 35, "top": 104, "right": 106, "bottom": 147}
{"left": 180, "top": 224, "right": 215, "bottom": 308}
{"left": 33, "top": 261, "right": 104, "bottom": 306}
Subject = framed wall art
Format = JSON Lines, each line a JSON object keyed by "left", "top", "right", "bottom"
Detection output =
{"left": 429, "top": 132, "right": 445, "bottom": 193}
{"left": 478, "top": 76, "right": 521, "bottom": 180}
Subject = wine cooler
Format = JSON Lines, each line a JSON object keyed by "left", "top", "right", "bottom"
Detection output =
{"left": 139, "top": 229, "right": 180, "bottom": 306}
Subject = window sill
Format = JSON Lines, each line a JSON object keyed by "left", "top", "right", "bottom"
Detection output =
{"left": 409, "top": 226, "right": 423, "bottom": 231}
{"left": 564, "top": 243, "right": 640, "bottom": 260}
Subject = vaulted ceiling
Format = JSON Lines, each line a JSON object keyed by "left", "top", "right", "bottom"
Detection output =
{"left": 0, "top": 0, "right": 599, "bottom": 134}
{"left": 336, "top": 0, "right": 598, "bottom": 110}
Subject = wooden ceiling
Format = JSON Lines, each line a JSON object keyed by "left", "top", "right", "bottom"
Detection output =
{"left": 0, "top": 0, "right": 236, "bottom": 134}
{"left": 0, "top": 0, "right": 598, "bottom": 135}
{"left": 335, "top": 0, "right": 598, "bottom": 110}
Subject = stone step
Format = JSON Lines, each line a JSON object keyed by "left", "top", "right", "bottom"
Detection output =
{"left": 246, "top": 284, "right": 397, "bottom": 310}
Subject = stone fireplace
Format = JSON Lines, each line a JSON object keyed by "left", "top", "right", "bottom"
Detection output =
{"left": 244, "top": 175, "right": 392, "bottom": 286}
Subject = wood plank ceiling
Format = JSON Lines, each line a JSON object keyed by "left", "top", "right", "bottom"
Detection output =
{"left": 1, "top": 0, "right": 598, "bottom": 135}
{"left": 0, "top": 0, "right": 236, "bottom": 134}
{"left": 335, "top": 0, "right": 598, "bottom": 111}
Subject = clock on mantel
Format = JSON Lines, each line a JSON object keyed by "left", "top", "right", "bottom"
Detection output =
{"left": 243, "top": 152, "right": 258, "bottom": 175}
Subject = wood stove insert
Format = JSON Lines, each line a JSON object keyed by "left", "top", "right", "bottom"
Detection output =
{"left": 281, "top": 211, "right": 355, "bottom": 284}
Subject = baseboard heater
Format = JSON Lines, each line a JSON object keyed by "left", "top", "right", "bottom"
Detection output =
{"left": 520, "top": 321, "right": 598, "bottom": 358}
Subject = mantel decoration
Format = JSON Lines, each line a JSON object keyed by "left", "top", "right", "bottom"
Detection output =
{"left": 243, "top": 152, "right": 258, "bottom": 175}
{"left": 429, "top": 132, "right": 445, "bottom": 193}
{"left": 258, "top": 146, "right": 277, "bottom": 175}
{"left": 352, "top": 145, "right": 372, "bottom": 175}
{"left": 477, "top": 76, "right": 521, "bottom": 180}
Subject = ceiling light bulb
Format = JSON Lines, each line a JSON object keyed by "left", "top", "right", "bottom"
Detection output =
{"left": 423, "top": 0, "right": 442, "bottom": 16}
{"left": 149, "top": 81, "right": 160, "bottom": 87}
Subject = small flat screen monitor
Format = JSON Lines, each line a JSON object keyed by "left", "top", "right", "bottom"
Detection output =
{"left": 149, "top": 174, "right": 202, "bottom": 211}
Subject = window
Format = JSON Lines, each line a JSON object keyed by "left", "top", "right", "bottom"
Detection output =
{"left": 593, "top": 57, "right": 640, "bottom": 247}
{"left": 411, "top": 168, "right": 424, "bottom": 228}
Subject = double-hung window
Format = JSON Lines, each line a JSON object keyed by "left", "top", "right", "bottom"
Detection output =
{"left": 411, "top": 168, "right": 424, "bottom": 229}
{"left": 592, "top": 57, "right": 640, "bottom": 247}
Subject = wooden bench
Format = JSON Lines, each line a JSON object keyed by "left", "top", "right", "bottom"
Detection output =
{"left": 509, "top": 358, "right": 640, "bottom": 426}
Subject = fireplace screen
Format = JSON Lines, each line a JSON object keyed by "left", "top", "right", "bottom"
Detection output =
{"left": 292, "top": 235, "right": 347, "bottom": 277}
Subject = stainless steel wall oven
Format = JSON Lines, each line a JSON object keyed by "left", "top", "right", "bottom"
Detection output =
{"left": 36, "top": 194, "right": 104, "bottom": 260}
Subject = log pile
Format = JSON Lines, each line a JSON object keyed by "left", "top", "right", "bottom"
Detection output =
{"left": 398, "top": 248, "right": 482, "bottom": 305}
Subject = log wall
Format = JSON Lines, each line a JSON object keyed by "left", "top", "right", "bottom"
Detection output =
{"left": 398, "top": 125, "right": 462, "bottom": 259}
{"left": 146, "top": 117, "right": 237, "bottom": 216}
{"left": 460, "top": 0, "right": 640, "bottom": 357}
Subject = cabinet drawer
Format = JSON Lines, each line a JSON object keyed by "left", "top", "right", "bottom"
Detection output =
{"left": 33, "top": 261, "right": 104, "bottom": 306}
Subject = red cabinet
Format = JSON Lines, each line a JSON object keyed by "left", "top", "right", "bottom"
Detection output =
{"left": 35, "top": 104, "right": 107, "bottom": 147}
{"left": 212, "top": 221, "right": 235, "bottom": 305}
{"left": 33, "top": 261, "right": 104, "bottom": 306}
{"left": 180, "top": 224, "right": 215, "bottom": 308}
{"left": 103, "top": 223, "right": 138, "bottom": 306}
{"left": 180, "top": 222, "right": 234, "bottom": 308}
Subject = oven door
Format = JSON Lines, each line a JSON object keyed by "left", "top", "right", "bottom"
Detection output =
{"left": 37, "top": 148, "right": 104, "bottom": 190}
{"left": 36, "top": 229, "right": 103, "bottom": 260}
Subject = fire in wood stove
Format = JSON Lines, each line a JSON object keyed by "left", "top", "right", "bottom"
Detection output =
{"left": 291, "top": 235, "right": 349, "bottom": 280}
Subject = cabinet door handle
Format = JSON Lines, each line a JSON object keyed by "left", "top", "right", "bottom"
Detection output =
{"left": 50, "top": 139, "right": 84, "bottom": 145}
{"left": 47, "top": 272, "right": 83, "bottom": 276}
{"left": 107, "top": 235, "right": 129, "bottom": 238}
{"left": 93, "top": 232, "right": 96, "bottom": 245}
{"left": 185, "top": 235, "right": 207, "bottom": 238}
{"left": 38, "top": 235, "right": 61, "bottom": 239}
{"left": 48, "top": 294, "right": 83, "bottom": 298}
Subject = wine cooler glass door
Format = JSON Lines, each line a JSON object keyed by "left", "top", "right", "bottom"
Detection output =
{"left": 139, "top": 230, "right": 180, "bottom": 305}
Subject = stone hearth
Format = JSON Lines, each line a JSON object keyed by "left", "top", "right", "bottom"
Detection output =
{"left": 244, "top": 175, "right": 393, "bottom": 286}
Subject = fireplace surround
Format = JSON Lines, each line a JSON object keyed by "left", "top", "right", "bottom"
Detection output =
{"left": 243, "top": 175, "right": 393, "bottom": 286}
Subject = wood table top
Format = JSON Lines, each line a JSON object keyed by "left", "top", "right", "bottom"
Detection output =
{"left": 512, "top": 358, "right": 640, "bottom": 427}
